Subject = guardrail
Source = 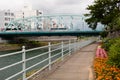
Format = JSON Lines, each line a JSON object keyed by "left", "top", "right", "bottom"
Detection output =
{"left": 0, "top": 39, "right": 95, "bottom": 80}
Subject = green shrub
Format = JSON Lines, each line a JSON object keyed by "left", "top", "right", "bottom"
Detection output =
{"left": 102, "top": 38, "right": 116, "bottom": 51}
{"left": 107, "top": 38, "right": 120, "bottom": 68}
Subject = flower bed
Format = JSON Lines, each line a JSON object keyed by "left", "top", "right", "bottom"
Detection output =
{"left": 94, "top": 58, "right": 120, "bottom": 80}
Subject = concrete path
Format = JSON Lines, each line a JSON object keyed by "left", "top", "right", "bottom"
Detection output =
{"left": 33, "top": 43, "right": 98, "bottom": 80}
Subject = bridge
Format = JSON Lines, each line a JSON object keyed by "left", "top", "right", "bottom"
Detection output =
{"left": 0, "top": 14, "right": 103, "bottom": 37}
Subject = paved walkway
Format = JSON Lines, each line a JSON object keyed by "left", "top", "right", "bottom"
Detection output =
{"left": 33, "top": 43, "right": 98, "bottom": 80}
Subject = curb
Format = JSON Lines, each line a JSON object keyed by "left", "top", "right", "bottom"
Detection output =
{"left": 89, "top": 66, "right": 95, "bottom": 80}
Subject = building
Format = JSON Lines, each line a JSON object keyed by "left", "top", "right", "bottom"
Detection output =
{"left": 15, "top": 5, "right": 43, "bottom": 19}
{"left": 0, "top": 5, "right": 43, "bottom": 31}
{"left": 15, "top": 5, "right": 43, "bottom": 30}
{"left": 0, "top": 10, "right": 15, "bottom": 31}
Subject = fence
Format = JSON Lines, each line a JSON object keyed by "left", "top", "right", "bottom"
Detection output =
{"left": 0, "top": 39, "right": 95, "bottom": 80}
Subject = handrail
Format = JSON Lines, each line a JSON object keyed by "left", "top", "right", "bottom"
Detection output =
{"left": 26, "top": 51, "right": 49, "bottom": 62}
{"left": 0, "top": 51, "right": 22, "bottom": 58}
{"left": 25, "top": 45, "right": 48, "bottom": 52}
{"left": 26, "top": 58, "right": 49, "bottom": 71}
{"left": 0, "top": 39, "right": 95, "bottom": 80}
{"left": 0, "top": 61, "right": 23, "bottom": 71}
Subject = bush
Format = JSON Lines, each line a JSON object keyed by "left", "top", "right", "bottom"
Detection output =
{"left": 107, "top": 38, "right": 120, "bottom": 68}
{"left": 102, "top": 38, "right": 116, "bottom": 51}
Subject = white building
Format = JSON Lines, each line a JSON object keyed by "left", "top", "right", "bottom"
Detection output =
{"left": 0, "top": 10, "right": 15, "bottom": 30}
{"left": 15, "top": 5, "right": 43, "bottom": 30}
{"left": 0, "top": 5, "right": 43, "bottom": 31}
{"left": 15, "top": 5, "right": 43, "bottom": 19}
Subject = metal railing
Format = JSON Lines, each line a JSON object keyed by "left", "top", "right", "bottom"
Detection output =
{"left": 0, "top": 39, "right": 95, "bottom": 80}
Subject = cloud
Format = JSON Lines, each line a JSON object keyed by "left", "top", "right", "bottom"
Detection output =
{"left": 51, "top": 5, "right": 86, "bottom": 14}
{"left": 0, "top": 0, "right": 94, "bottom": 14}
{"left": 29, "top": 0, "right": 94, "bottom": 14}
{"left": 56, "top": 0, "right": 81, "bottom": 5}
{"left": 27, "top": 0, "right": 56, "bottom": 13}
{"left": 0, "top": 0, "right": 24, "bottom": 10}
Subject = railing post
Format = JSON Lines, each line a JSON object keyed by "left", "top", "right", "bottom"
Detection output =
{"left": 74, "top": 39, "right": 76, "bottom": 52}
{"left": 48, "top": 42, "right": 51, "bottom": 70}
{"left": 78, "top": 40, "right": 80, "bottom": 49}
{"left": 69, "top": 40, "right": 71, "bottom": 56}
{"left": 61, "top": 41, "right": 64, "bottom": 60}
{"left": 77, "top": 40, "right": 79, "bottom": 50}
{"left": 22, "top": 46, "right": 26, "bottom": 80}
{"left": 75, "top": 39, "right": 78, "bottom": 51}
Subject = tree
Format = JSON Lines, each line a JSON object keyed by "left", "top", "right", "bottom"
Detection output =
{"left": 110, "top": 14, "right": 120, "bottom": 31}
{"left": 85, "top": 0, "right": 120, "bottom": 30}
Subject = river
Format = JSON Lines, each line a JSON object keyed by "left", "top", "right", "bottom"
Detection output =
{"left": 0, "top": 46, "right": 64, "bottom": 80}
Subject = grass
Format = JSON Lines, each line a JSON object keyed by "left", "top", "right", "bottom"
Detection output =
{"left": 0, "top": 43, "right": 21, "bottom": 51}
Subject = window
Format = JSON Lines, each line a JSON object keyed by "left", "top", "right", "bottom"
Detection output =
{"left": 5, "top": 12, "right": 7, "bottom": 16}
{"left": 5, "top": 17, "right": 8, "bottom": 21}
{"left": 5, "top": 23, "right": 8, "bottom": 26}
{"left": 8, "top": 13, "right": 10, "bottom": 16}
{"left": 11, "top": 13, "right": 14, "bottom": 16}
{"left": 8, "top": 18, "right": 10, "bottom": 21}
{"left": 5, "top": 12, "right": 11, "bottom": 16}
{"left": 11, "top": 18, "right": 14, "bottom": 20}
{"left": 5, "top": 17, "right": 10, "bottom": 21}
{"left": 39, "top": 12, "right": 42, "bottom": 14}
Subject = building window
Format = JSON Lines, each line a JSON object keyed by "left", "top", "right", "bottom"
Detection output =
{"left": 5, "top": 23, "right": 8, "bottom": 26}
{"left": 8, "top": 13, "right": 10, "bottom": 16}
{"left": 5, "top": 17, "right": 10, "bottom": 21}
{"left": 11, "top": 13, "right": 14, "bottom": 16}
{"left": 8, "top": 18, "right": 10, "bottom": 21}
{"left": 5, "top": 12, "right": 7, "bottom": 16}
{"left": 39, "top": 12, "right": 42, "bottom": 14}
{"left": 11, "top": 18, "right": 14, "bottom": 20}
{"left": 5, "top": 12, "right": 11, "bottom": 16}
{"left": 36, "top": 10, "right": 42, "bottom": 16}
{"left": 5, "top": 17, "right": 8, "bottom": 21}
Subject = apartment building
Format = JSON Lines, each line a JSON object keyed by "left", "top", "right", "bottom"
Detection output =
{"left": 15, "top": 5, "right": 43, "bottom": 19}
{"left": 0, "top": 5, "right": 43, "bottom": 31}
{"left": 15, "top": 5, "right": 43, "bottom": 30}
{"left": 0, "top": 10, "right": 15, "bottom": 30}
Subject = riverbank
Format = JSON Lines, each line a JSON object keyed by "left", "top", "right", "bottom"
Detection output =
{"left": 0, "top": 43, "right": 21, "bottom": 51}
{"left": 0, "top": 41, "right": 59, "bottom": 52}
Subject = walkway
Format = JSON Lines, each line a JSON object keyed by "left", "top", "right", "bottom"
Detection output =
{"left": 32, "top": 43, "right": 98, "bottom": 80}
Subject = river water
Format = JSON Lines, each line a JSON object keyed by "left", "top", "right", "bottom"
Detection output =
{"left": 0, "top": 45, "right": 67, "bottom": 80}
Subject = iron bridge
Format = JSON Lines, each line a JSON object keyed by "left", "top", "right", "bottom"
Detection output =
{"left": 0, "top": 14, "right": 103, "bottom": 37}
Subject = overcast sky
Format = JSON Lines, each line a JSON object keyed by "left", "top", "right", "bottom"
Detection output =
{"left": 0, "top": 0, "right": 94, "bottom": 14}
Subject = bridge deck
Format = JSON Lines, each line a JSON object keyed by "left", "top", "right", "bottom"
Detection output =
{"left": 0, "top": 31, "right": 101, "bottom": 37}
{"left": 32, "top": 43, "right": 98, "bottom": 80}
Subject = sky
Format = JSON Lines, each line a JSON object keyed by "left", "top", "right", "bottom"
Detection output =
{"left": 0, "top": 0, "right": 94, "bottom": 14}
